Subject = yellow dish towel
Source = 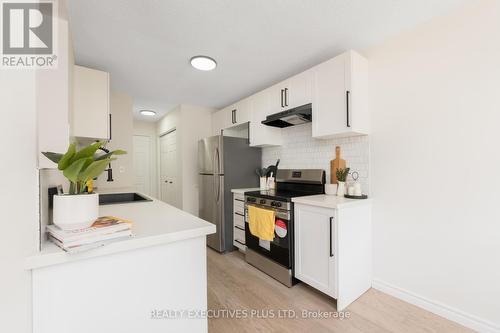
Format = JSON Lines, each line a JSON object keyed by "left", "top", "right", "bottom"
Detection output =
{"left": 248, "top": 205, "right": 275, "bottom": 241}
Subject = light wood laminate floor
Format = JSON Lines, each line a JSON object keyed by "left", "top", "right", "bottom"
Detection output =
{"left": 207, "top": 249, "right": 473, "bottom": 333}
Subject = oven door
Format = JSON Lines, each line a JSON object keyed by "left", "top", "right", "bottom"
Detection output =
{"left": 244, "top": 203, "right": 292, "bottom": 268}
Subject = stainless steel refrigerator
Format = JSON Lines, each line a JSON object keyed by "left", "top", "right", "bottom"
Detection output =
{"left": 198, "top": 135, "right": 261, "bottom": 252}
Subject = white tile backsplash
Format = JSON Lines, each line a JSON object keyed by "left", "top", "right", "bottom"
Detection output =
{"left": 262, "top": 123, "right": 370, "bottom": 194}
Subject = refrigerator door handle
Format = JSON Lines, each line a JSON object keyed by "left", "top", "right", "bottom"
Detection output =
{"left": 214, "top": 147, "right": 221, "bottom": 174}
{"left": 214, "top": 174, "right": 220, "bottom": 203}
{"left": 214, "top": 147, "right": 221, "bottom": 203}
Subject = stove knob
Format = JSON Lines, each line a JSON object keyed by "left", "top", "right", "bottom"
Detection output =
{"left": 260, "top": 199, "right": 266, "bottom": 204}
{"left": 270, "top": 201, "right": 276, "bottom": 207}
{"left": 247, "top": 197, "right": 256, "bottom": 203}
{"left": 275, "top": 202, "right": 282, "bottom": 207}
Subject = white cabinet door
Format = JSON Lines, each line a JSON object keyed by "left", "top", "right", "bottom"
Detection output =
{"left": 294, "top": 203, "right": 337, "bottom": 298}
{"left": 285, "top": 70, "right": 313, "bottom": 109}
{"left": 72, "top": 65, "right": 110, "bottom": 140}
{"left": 312, "top": 50, "right": 369, "bottom": 139}
{"left": 268, "top": 71, "right": 313, "bottom": 114}
{"left": 36, "top": 16, "right": 70, "bottom": 168}
{"left": 228, "top": 98, "right": 250, "bottom": 127}
{"left": 269, "top": 83, "right": 286, "bottom": 114}
{"left": 211, "top": 108, "right": 226, "bottom": 136}
{"left": 249, "top": 89, "right": 282, "bottom": 147}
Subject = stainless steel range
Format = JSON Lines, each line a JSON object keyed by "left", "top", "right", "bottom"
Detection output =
{"left": 244, "top": 169, "right": 325, "bottom": 287}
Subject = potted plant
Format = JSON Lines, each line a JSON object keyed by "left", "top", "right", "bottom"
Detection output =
{"left": 335, "top": 167, "right": 350, "bottom": 196}
{"left": 42, "top": 141, "right": 126, "bottom": 230}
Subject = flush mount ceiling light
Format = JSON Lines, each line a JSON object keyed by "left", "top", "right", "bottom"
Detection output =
{"left": 140, "top": 110, "right": 156, "bottom": 116}
{"left": 190, "top": 55, "right": 217, "bottom": 71}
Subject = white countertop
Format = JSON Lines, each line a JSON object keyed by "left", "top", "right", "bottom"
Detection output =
{"left": 292, "top": 194, "right": 372, "bottom": 209}
{"left": 231, "top": 187, "right": 259, "bottom": 194}
{"left": 26, "top": 195, "right": 215, "bottom": 269}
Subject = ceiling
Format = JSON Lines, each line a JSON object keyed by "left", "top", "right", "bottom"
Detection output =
{"left": 68, "top": 0, "right": 470, "bottom": 121}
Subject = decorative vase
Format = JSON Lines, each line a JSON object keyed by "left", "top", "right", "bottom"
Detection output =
{"left": 53, "top": 193, "right": 99, "bottom": 230}
{"left": 337, "top": 181, "right": 346, "bottom": 196}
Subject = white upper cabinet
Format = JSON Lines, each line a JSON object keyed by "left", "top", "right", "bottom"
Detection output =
{"left": 228, "top": 98, "right": 251, "bottom": 127}
{"left": 269, "top": 70, "right": 313, "bottom": 114}
{"left": 212, "top": 99, "right": 251, "bottom": 136}
{"left": 211, "top": 108, "right": 227, "bottom": 136}
{"left": 212, "top": 50, "right": 369, "bottom": 142}
{"left": 312, "top": 50, "right": 369, "bottom": 139}
{"left": 72, "top": 65, "right": 110, "bottom": 140}
{"left": 36, "top": 14, "right": 70, "bottom": 168}
{"left": 249, "top": 89, "right": 282, "bottom": 147}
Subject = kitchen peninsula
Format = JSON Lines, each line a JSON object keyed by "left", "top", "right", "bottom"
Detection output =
{"left": 26, "top": 196, "right": 215, "bottom": 333}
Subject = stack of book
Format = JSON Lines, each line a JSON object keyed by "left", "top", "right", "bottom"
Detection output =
{"left": 47, "top": 216, "right": 133, "bottom": 253}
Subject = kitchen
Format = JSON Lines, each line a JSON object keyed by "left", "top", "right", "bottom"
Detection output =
{"left": 2, "top": 1, "right": 500, "bottom": 333}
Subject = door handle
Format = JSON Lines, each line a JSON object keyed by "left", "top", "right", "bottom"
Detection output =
{"left": 284, "top": 88, "right": 289, "bottom": 107}
{"left": 346, "top": 91, "right": 350, "bottom": 128}
{"left": 329, "top": 216, "right": 334, "bottom": 257}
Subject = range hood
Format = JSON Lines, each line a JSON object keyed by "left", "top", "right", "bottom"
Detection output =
{"left": 261, "top": 103, "right": 312, "bottom": 128}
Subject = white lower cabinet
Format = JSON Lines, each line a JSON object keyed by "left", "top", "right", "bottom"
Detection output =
{"left": 294, "top": 201, "right": 372, "bottom": 311}
{"left": 233, "top": 193, "right": 246, "bottom": 251}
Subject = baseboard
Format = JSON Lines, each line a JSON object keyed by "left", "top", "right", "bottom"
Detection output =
{"left": 372, "top": 279, "right": 500, "bottom": 333}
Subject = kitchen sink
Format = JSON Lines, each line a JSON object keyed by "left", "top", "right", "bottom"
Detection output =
{"left": 98, "top": 192, "right": 152, "bottom": 205}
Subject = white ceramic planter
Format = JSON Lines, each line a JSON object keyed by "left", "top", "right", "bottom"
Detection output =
{"left": 53, "top": 193, "right": 99, "bottom": 230}
{"left": 337, "top": 181, "right": 346, "bottom": 196}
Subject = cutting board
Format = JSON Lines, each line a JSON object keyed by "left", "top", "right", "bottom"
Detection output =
{"left": 330, "top": 146, "right": 346, "bottom": 184}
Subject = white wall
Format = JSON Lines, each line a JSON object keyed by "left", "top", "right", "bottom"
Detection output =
{"left": 133, "top": 120, "right": 159, "bottom": 198}
{"left": 262, "top": 123, "right": 370, "bottom": 193}
{"left": 367, "top": 0, "right": 500, "bottom": 331}
{"left": 179, "top": 105, "right": 214, "bottom": 215}
{"left": 0, "top": 72, "right": 38, "bottom": 333}
{"left": 95, "top": 92, "right": 134, "bottom": 191}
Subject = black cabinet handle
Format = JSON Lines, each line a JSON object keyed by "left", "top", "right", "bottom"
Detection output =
{"left": 280, "top": 89, "right": 284, "bottom": 108}
{"left": 235, "top": 239, "right": 245, "bottom": 246}
{"left": 109, "top": 114, "right": 112, "bottom": 140}
{"left": 284, "top": 88, "right": 289, "bottom": 107}
{"left": 234, "top": 109, "right": 237, "bottom": 124}
{"left": 235, "top": 225, "right": 245, "bottom": 231}
{"left": 329, "top": 216, "right": 334, "bottom": 257}
{"left": 346, "top": 90, "right": 350, "bottom": 128}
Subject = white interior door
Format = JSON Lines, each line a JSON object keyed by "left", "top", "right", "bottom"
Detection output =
{"left": 160, "top": 130, "right": 179, "bottom": 208}
{"left": 133, "top": 135, "right": 151, "bottom": 196}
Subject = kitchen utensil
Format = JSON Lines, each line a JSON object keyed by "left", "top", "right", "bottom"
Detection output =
{"left": 256, "top": 167, "right": 268, "bottom": 178}
{"left": 266, "top": 159, "right": 280, "bottom": 178}
{"left": 330, "top": 146, "right": 346, "bottom": 184}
